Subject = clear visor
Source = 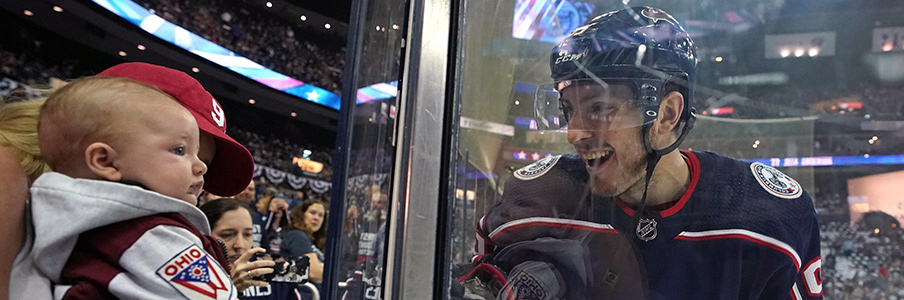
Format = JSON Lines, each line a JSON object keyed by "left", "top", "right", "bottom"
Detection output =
{"left": 534, "top": 79, "right": 655, "bottom": 133}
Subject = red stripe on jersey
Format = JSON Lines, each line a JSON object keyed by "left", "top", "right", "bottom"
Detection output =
{"left": 456, "top": 263, "right": 508, "bottom": 285}
{"left": 613, "top": 150, "right": 700, "bottom": 217}
{"left": 676, "top": 229, "right": 802, "bottom": 270}
{"left": 59, "top": 213, "right": 225, "bottom": 299}
{"left": 660, "top": 150, "right": 700, "bottom": 217}
{"left": 791, "top": 283, "right": 803, "bottom": 300}
{"left": 489, "top": 217, "right": 618, "bottom": 241}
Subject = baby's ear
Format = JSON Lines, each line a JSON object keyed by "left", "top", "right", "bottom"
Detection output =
{"left": 85, "top": 142, "right": 122, "bottom": 181}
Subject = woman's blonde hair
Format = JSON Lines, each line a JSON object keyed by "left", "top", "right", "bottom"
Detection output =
{"left": 0, "top": 97, "right": 51, "bottom": 182}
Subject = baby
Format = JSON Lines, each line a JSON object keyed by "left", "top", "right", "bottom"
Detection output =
{"left": 18, "top": 76, "right": 238, "bottom": 299}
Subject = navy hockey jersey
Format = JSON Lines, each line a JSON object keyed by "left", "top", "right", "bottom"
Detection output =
{"left": 474, "top": 150, "right": 822, "bottom": 300}
{"left": 242, "top": 281, "right": 302, "bottom": 300}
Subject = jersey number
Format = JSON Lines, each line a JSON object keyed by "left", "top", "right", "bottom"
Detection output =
{"left": 211, "top": 99, "right": 225, "bottom": 127}
{"left": 365, "top": 286, "right": 381, "bottom": 300}
{"left": 801, "top": 257, "right": 822, "bottom": 296}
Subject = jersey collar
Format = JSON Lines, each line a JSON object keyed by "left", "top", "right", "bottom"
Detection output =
{"left": 614, "top": 150, "right": 700, "bottom": 218}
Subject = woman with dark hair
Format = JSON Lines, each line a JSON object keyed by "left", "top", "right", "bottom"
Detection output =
{"left": 281, "top": 199, "right": 327, "bottom": 284}
{"left": 202, "top": 198, "right": 302, "bottom": 299}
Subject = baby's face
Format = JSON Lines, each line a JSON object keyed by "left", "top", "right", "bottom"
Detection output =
{"left": 114, "top": 98, "right": 207, "bottom": 205}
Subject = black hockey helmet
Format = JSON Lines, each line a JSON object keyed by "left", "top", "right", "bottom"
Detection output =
{"left": 536, "top": 6, "right": 697, "bottom": 150}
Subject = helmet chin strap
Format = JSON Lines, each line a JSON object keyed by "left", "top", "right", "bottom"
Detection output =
{"left": 630, "top": 108, "right": 696, "bottom": 234}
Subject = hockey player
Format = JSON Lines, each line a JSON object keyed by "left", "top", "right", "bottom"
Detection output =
{"left": 465, "top": 6, "right": 823, "bottom": 300}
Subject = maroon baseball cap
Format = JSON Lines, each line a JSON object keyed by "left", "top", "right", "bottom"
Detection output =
{"left": 98, "top": 62, "right": 254, "bottom": 196}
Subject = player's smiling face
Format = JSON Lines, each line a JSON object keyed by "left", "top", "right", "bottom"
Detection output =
{"left": 560, "top": 82, "right": 648, "bottom": 197}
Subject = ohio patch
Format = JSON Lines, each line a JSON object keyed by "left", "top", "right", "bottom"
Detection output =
{"left": 750, "top": 162, "right": 802, "bottom": 199}
{"left": 513, "top": 155, "right": 560, "bottom": 180}
{"left": 157, "top": 245, "right": 233, "bottom": 299}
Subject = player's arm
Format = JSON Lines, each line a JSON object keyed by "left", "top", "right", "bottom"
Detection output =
{"left": 794, "top": 205, "right": 823, "bottom": 300}
{"left": 762, "top": 194, "right": 823, "bottom": 300}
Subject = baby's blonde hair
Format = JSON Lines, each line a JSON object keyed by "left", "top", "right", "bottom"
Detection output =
{"left": 38, "top": 76, "right": 177, "bottom": 174}
{"left": 0, "top": 98, "right": 51, "bottom": 182}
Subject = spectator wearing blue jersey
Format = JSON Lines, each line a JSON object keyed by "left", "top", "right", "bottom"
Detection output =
{"left": 281, "top": 199, "right": 327, "bottom": 285}
{"left": 466, "top": 6, "right": 823, "bottom": 300}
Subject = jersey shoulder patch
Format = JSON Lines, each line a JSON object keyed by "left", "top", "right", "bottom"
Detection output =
{"left": 749, "top": 162, "right": 802, "bottom": 199}
{"left": 513, "top": 155, "right": 561, "bottom": 180}
{"left": 157, "top": 245, "right": 234, "bottom": 299}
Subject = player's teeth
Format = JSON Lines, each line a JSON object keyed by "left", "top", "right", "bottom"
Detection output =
{"left": 582, "top": 151, "right": 610, "bottom": 160}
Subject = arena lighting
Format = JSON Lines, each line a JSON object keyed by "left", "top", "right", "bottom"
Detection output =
{"left": 191, "top": 67, "right": 200, "bottom": 73}
{"left": 808, "top": 47, "right": 819, "bottom": 57}
{"left": 291, "top": 112, "right": 297, "bottom": 117}
{"left": 248, "top": 99, "right": 256, "bottom": 104}
{"left": 118, "top": 51, "right": 127, "bottom": 56}
{"left": 292, "top": 157, "right": 323, "bottom": 173}
{"left": 743, "top": 154, "right": 904, "bottom": 167}
{"left": 24, "top": 10, "right": 33, "bottom": 16}
{"left": 300, "top": 15, "right": 306, "bottom": 21}
{"left": 96, "top": 0, "right": 341, "bottom": 109}
{"left": 794, "top": 48, "right": 805, "bottom": 57}
{"left": 324, "top": 23, "right": 331, "bottom": 29}
{"left": 883, "top": 43, "right": 893, "bottom": 52}
{"left": 53, "top": 6, "right": 63, "bottom": 12}
{"left": 136, "top": 44, "right": 146, "bottom": 50}
{"left": 265, "top": 2, "right": 272, "bottom": 8}
{"left": 780, "top": 49, "right": 790, "bottom": 58}
{"left": 718, "top": 72, "right": 789, "bottom": 86}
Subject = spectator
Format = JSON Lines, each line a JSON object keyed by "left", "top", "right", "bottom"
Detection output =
{"left": 199, "top": 190, "right": 226, "bottom": 206}
{"left": 11, "top": 76, "right": 232, "bottom": 298}
{"left": 200, "top": 198, "right": 307, "bottom": 300}
{"left": 257, "top": 188, "right": 290, "bottom": 253}
{"left": 133, "top": 0, "right": 345, "bottom": 94}
{"left": 97, "top": 62, "right": 254, "bottom": 198}
{"left": 0, "top": 96, "right": 50, "bottom": 300}
{"left": 235, "top": 180, "right": 269, "bottom": 249}
{"left": 281, "top": 199, "right": 327, "bottom": 285}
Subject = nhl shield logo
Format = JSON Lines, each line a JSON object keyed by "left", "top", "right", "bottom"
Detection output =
{"left": 641, "top": 7, "right": 675, "bottom": 25}
{"left": 157, "top": 245, "right": 233, "bottom": 299}
{"left": 750, "top": 162, "right": 802, "bottom": 199}
{"left": 636, "top": 218, "right": 658, "bottom": 241}
{"left": 513, "top": 155, "right": 561, "bottom": 180}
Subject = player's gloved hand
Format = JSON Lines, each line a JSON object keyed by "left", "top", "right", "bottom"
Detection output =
{"left": 491, "top": 237, "right": 648, "bottom": 300}
{"left": 453, "top": 261, "right": 507, "bottom": 300}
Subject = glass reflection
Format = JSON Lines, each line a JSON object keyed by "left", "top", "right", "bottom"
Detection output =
{"left": 448, "top": 1, "right": 904, "bottom": 299}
